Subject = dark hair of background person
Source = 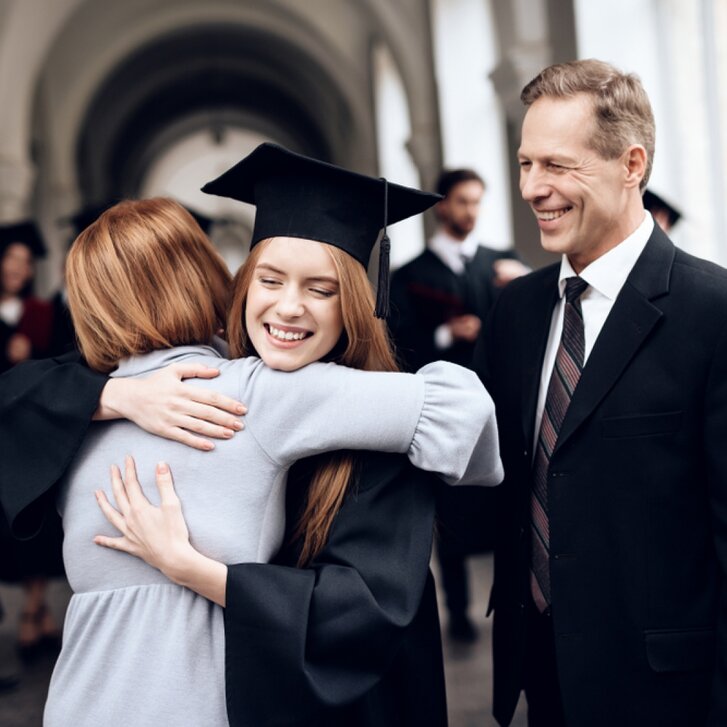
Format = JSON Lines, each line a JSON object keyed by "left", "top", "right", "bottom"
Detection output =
{"left": 435, "top": 169, "right": 485, "bottom": 198}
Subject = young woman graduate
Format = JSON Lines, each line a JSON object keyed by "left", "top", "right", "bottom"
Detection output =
{"left": 0, "top": 145, "right": 503, "bottom": 726}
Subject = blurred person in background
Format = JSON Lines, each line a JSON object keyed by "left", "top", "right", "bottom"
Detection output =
{"left": 390, "top": 168, "right": 528, "bottom": 642}
{"left": 0, "top": 222, "right": 53, "bottom": 371}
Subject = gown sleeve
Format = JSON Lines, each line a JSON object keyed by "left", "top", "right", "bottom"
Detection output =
{"left": 246, "top": 359, "right": 503, "bottom": 487}
{"left": 0, "top": 354, "right": 107, "bottom": 537}
{"left": 223, "top": 452, "right": 447, "bottom": 727}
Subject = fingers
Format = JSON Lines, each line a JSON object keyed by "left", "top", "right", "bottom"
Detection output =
{"left": 164, "top": 428, "right": 216, "bottom": 452}
{"left": 110, "top": 463, "right": 131, "bottom": 515}
{"left": 93, "top": 534, "right": 140, "bottom": 557}
{"left": 95, "top": 489, "right": 128, "bottom": 534}
{"left": 123, "top": 455, "right": 151, "bottom": 508}
{"left": 170, "top": 362, "right": 250, "bottom": 416}
{"left": 174, "top": 413, "right": 241, "bottom": 440}
{"left": 187, "top": 389, "right": 247, "bottom": 417}
{"left": 155, "top": 462, "right": 180, "bottom": 507}
{"left": 170, "top": 363, "right": 221, "bottom": 381}
{"left": 173, "top": 400, "right": 244, "bottom": 434}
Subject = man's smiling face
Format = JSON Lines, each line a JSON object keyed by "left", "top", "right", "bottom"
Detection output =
{"left": 518, "top": 94, "right": 635, "bottom": 272}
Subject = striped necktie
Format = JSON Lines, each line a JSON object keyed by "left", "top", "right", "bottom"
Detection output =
{"left": 530, "top": 276, "right": 589, "bottom": 612}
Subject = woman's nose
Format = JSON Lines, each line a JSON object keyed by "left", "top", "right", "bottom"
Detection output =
{"left": 276, "top": 286, "right": 305, "bottom": 318}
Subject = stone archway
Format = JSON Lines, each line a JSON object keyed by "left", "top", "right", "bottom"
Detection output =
{"left": 75, "top": 24, "right": 356, "bottom": 204}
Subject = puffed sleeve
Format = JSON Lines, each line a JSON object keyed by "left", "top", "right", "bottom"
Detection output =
{"left": 412, "top": 361, "right": 503, "bottom": 486}
{"left": 223, "top": 453, "right": 447, "bottom": 727}
{"left": 0, "top": 354, "right": 107, "bottom": 536}
{"left": 246, "top": 359, "right": 503, "bottom": 486}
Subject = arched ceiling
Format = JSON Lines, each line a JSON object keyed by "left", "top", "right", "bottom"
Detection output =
{"left": 76, "top": 24, "right": 355, "bottom": 201}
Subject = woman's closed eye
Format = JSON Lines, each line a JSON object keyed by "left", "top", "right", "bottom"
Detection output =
{"left": 259, "top": 276, "right": 282, "bottom": 287}
{"left": 310, "top": 287, "right": 336, "bottom": 298}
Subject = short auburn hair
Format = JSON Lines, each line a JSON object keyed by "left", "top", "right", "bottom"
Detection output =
{"left": 521, "top": 59, "right": 655, "bottom": 190}
{"left": 66, "top": 198, "right": 231, "bottom": 372}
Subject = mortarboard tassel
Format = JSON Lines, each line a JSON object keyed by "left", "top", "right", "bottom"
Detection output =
{"left": 374, "top": 178, "right": 391, "bottom": 319}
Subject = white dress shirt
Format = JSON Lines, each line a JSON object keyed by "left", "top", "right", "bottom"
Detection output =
{"left": 428, "top": 227, "right": 479, "bottom": 274}
{"left": 428, "top": 228, "right": 479, "bottom": 350}
{"left": 533, "top": 213, "right": 654, "bottom": 448}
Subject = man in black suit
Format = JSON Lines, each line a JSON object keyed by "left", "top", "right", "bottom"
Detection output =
{"left": 391, "top": 169, "right": 527, "bottom": 372}
{"left": 390, "top": 169, "right": 527, "bottom": 642}
{"left": 478, "top": 59, "right": 727, "bottom": 726}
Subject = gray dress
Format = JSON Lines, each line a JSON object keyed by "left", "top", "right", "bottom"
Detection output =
{"left": 43, "top": 345, "right": 502, "bottom": 727}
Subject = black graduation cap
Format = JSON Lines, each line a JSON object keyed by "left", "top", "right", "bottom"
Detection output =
{"left": 642, "top": 189, "right": 682, "bottom": 228}
{"left": 201, "top": 143, "right": 441, "bottom": 318}
{"left": 0, "top": 221, "right": 47, "bottom": 258}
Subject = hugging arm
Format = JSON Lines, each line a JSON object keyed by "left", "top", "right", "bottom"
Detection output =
{"left": 253, "top": 360, "right": 503, "bottom": 487}
{"left": 0, "top": 355, "right": 245, "bottom": 536}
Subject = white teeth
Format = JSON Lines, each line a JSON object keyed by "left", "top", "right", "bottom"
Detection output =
{"left": 268, "top": 325, "right": 307, "bottom": 341}
{"left": 537, "top": 208, "right": 569, "bottom": 221}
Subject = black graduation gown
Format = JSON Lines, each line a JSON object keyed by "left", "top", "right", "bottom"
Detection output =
{"left": 0, "top": 350, "right": 85, "bottom": 582}
{"left": 226, "top": 452, "right": 445, "bottom": 727}
{"left": 389, "top": 245, "right": 518, "bottom": 372}
{"left": 0, "top": 356, "right": 448, "bottom": 726}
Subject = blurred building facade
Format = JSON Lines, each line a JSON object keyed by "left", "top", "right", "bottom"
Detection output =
{"left": 0, "top": 0, "right": 725, "bottom": 292}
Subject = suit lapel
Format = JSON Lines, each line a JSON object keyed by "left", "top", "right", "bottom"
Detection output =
{"left": 520, "top": 266, "right": 560, "bottom": 446}
{"left": 552, "top": 227, "right": 675, "bottom": 456}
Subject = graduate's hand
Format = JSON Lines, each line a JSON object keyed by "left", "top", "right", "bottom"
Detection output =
{"left": 94, "top": 457, "right": 192, "bottom": 574}
{"left": 94, "top": 456, "right": 227, "bottom": 605}
{"left": 95, "top": 363, "right": 247, "bottom": 451}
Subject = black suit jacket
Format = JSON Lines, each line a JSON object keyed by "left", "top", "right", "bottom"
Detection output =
{"left": 390, "top": 245, "right": 517, "bottom": 371}
{"left": 476, "top": 225, "right": 727, "bottom": 727}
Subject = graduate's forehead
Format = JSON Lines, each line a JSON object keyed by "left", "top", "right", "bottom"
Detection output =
{"left": 256, "top": 236, "right": 338, "bottom": 281}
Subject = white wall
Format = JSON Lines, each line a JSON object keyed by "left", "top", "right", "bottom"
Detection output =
{"left": 373, "top": 41, "right": 427, "bottom": 268}
{"left": 431, "top": 0, "right": 512, "bottom": 250}
{"left": 574, "top": 0, "right": 726, "bottom": 264}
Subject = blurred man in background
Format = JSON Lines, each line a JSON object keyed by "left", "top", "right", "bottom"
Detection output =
{"left": 390, "top": 168, "right": 528, "bottom": 642}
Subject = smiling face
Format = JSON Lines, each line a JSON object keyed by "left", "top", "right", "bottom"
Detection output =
{"left": 244, "top": 236, "right": 344, "bottom": 371}
{"left": 518, "top": 94, "right": 645, "bottom": 272}
{"left": 1, "top": 242, "right": 34, "bottom": 297}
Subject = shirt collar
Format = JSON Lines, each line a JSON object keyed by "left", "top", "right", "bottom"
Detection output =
{"left": 557, "top": 212, "right": 654, "bottom": 300}
{"left": 428, "top": 227, "right": 479, "bottom": 273}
